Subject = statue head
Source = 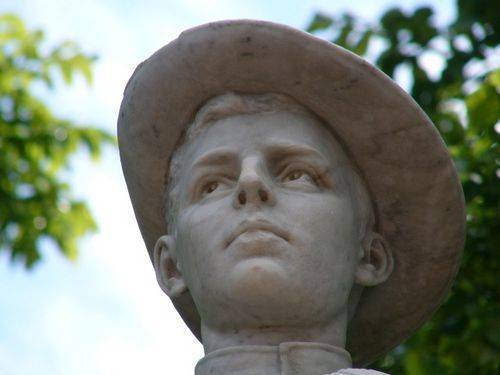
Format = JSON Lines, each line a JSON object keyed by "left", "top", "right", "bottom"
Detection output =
{"left": 153, "top": 92, "right": 393, "bottom": 349}
{"left": 117, "top": 20, "right": 465, "bottom": 366}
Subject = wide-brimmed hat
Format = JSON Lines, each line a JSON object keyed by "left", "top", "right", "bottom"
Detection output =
{"left": 117, "top": 20, "right": 465, "bottom": 366}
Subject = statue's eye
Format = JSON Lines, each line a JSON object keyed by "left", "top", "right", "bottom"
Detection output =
{"left": 202, "top": 181, "right": 219, "bottom": 195}
{"left": 282, "top": 169, "right": 315, "bottom": 184}
{"left": 195, "top": 176, "right": 234, "bottom": 201}
{"left": 283, "top": 170, "right": 305, "bottom": 181}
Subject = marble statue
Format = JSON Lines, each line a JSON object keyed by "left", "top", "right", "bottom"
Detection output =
{"left": 118, "top": 20, "right": 465, "bottom": 375}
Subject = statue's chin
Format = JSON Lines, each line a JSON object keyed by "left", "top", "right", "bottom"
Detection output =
{"left": 225, "top": 258, "right": 303, "bottom": 319}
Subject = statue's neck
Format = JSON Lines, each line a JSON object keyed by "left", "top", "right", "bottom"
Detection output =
{"left": 201, "top": 315, "right": 347, "bottom": 354}
{"left": 198, "top": 318, "right": 350, "bottom": 375}
{"left": 195, "top": 342, "right": 352, "bottom": 375}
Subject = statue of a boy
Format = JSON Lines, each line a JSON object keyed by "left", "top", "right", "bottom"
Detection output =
{"left": 118, "top": 20, "right": 465, "bottom": 375}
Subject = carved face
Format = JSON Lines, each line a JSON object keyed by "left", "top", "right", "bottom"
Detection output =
{"left": 157, "top": 110, "right": 382, "bottom": 332}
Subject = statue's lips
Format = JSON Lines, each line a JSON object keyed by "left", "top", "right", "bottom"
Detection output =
{"left": 225, "top": 219, "right": 290, "bottom": 248}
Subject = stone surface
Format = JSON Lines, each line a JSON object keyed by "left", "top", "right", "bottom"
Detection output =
{"left": 195, "top": 342, "right": 352, "bottom": 375}
{"left": 117, "top": 20, "right": 465, "bottom": 373}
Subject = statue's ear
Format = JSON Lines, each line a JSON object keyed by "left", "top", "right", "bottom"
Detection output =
{"left": 355, "top": 232, "right": 393, "bottom": 286}
{"left": 153, "top": 235, "right": 187, "bottom": 298}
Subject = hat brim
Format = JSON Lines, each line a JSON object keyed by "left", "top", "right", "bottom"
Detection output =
{"left": 117, "top": 20, "right": 465, "bottom": 366}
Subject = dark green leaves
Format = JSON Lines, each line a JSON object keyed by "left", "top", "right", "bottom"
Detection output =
{"left": 306, "top": 12, "right": 376, "bottom": 57}
{"left": 466, "top": 72, "right": 500, "bottom": 136}
{"left": 306, "top": 13, "right": 333, "bottom": 33}
{"left": 0, "top": 14, "right": 115, "bottom": 268}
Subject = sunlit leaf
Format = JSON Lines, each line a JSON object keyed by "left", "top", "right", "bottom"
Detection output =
{"left": 0, "top": 13, "right": 115, "bottom": 268}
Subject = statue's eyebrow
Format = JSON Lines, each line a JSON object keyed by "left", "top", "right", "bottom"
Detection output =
{"left": 264, "top": 142, "right": 329, "bottom": 165}
{"left": 190, "top": 148, "right": 238, "bottom": 170}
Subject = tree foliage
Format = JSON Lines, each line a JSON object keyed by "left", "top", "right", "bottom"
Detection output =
{"left": 0, "top": 14, "right": 114, "bottom": 268}
{"left": 307, "top": 1, "right": 499, "bottom": 374}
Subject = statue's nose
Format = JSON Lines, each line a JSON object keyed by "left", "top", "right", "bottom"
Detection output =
{"left": 233, "top": 156, "right": 276, "bottom": 209}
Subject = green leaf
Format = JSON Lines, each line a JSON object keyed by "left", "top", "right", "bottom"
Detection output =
{"left": 306, "top": 13, "right": 333, "bottom": 33}
{"left": 353, "top": 29, "right": 373, "bottom": 56}
{"left": 488, "top": 69, "right": 500, "bottom": 88}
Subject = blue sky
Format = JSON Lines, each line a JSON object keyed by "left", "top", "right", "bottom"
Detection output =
{"left": 0, "top": 1, "right": 454, "bottom": 374}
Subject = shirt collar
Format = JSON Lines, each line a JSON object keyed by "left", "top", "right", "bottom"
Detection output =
{"left": 195, "top": 341, "right": 352, "bottom": 375}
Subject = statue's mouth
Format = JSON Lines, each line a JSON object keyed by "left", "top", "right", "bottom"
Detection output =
{"left": 225, "top": 219, "right": 290, "bottom": 248}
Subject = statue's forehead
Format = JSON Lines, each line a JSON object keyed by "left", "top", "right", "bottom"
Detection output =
{"left": 184, "top": 110, "right": 349, "bottom": 167}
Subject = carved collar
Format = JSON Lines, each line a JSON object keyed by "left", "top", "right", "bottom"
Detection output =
{"left": 195, "top": 341, "right": 352, "bottom": 375}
